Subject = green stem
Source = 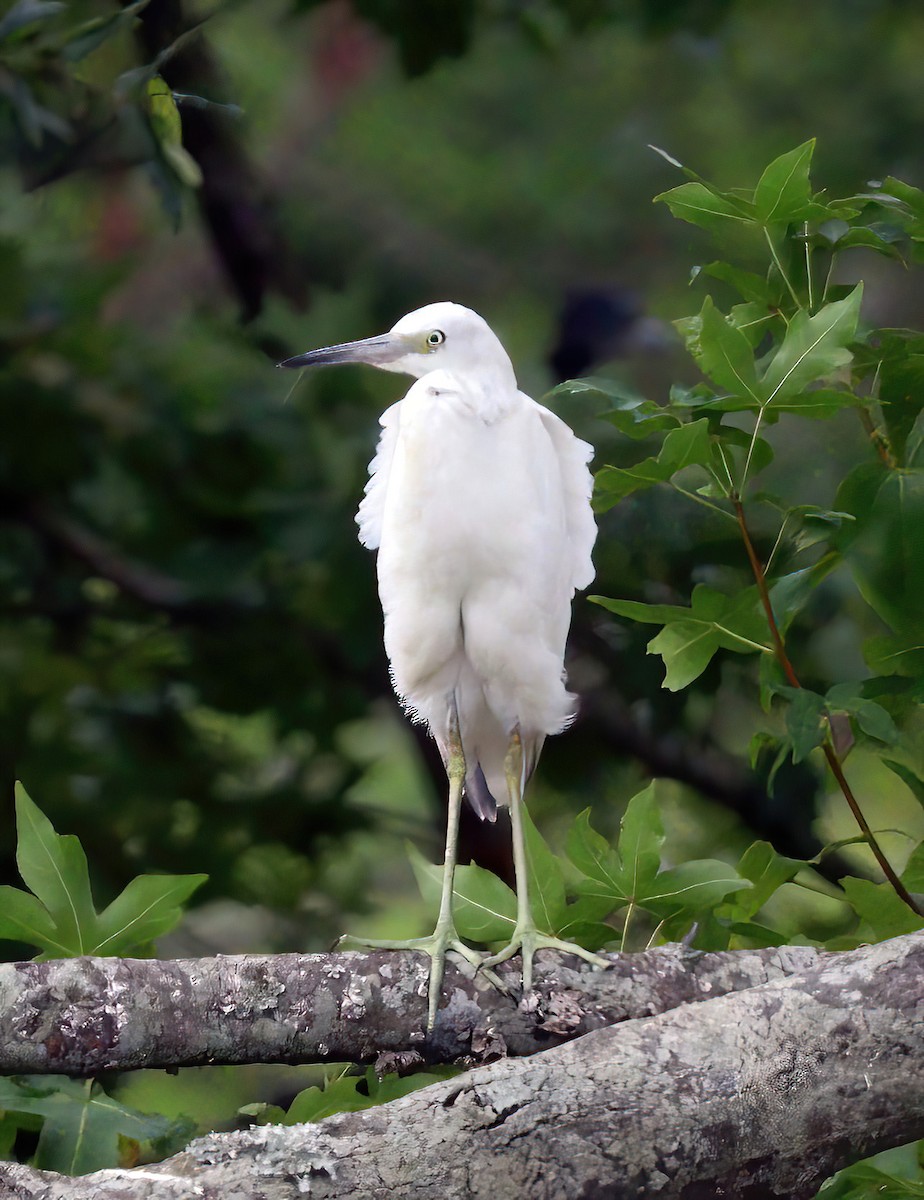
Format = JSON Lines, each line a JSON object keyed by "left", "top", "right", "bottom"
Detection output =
{"left": 670, "top": 481, "right": 738, "bottom": 522}
{"left": 733, "top": 498, "right": 922, "bottom": 918}
{"left": 858, "top": 405, "right": 898, "bottom": 469}
{"left": 803, "top": 221, "right": 815, "bottom": 312}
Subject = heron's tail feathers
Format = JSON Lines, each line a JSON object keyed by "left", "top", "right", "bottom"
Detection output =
{"left": 463, "top": 764, "right": 498, "bottom": 823}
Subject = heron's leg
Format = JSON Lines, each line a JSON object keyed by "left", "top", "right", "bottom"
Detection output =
{"left": 339, "top": 700, "right": 505, "bottom": 1029}
{"left": 482, "top": 726, "right": 611, "bottom": 991}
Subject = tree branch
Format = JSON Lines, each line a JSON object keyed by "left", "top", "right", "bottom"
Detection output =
{"left": 1, "top": 933, "right": 922, "bottom": 1199}
{"left": 0, "top": 943, "right": 824, "bottom": 1074}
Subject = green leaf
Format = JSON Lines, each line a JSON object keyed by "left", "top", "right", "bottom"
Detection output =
{"left": 825, "top": 684, "right": 900, "bottom": 746}
{"left": 643, "top": 859, "right": 751, "bottom": 917}
{"left": 61, "top": 0, "right": 151, "bottom": 62}
{"left": 753, "top": 139, "right": 817, "bottom": 224}
{"left": 876, "top": 331, "right": 924, "bottom": 463}
{"left": 687, "top": 295, "right": 761, "bottom": 402}
{"left": 902, "top": 841, "right": 924, "bottom": 891}
{"left": 407, "top": 844, "right": 516, "bottom": 943}
{"left": 836, "top": 463, "right": 924, "bottom": 637}
{"left": 724, "top": 841, "right": 804, "bottom": 919}
{"left": 0, "top": 885, "right": 65, "bottom": 955}
{"left": 654, "top": 182, "right": 756, "bottom": 235}
{"left": 883, "top": 760, "right": 924, "bottom": 810}
{"left": 761, "top": 286, "right": 863, "bottom": 403}
{"left": 769, "top": 388, "right": 860, "bottom": 418}
{"left": 93, "top": 873, "right": 208, "bottom": 955}
{"left": 594, "top": 418, "right": 712, "bottom": 508}
{"left": 878, "top": 176, "right": 924, "bottom": 241}
{"left": 0, "top": 0, "right": 64, "bottom": 41}
{"left": 14, "top": 783, "right": 98, "bottom": 956}
{"left": 147, "top": 78, "right": 203, "bottom": 189}
{"left": 787, "top": 508, "right": 854, "bottom": 553}
{"left": 595, "top": 585, "right": 769, "bottom": 691}
{"left": 520, "top": 806, "right": 567, "bottom": 935}
{"left": 285, "top": 1068, "right": 452, "bottom": 1126}
{"left": 615, "top": 782, "right": 664, "bottom": 898}
{"left": 555, "top": 894, "right": 617, "bottom": 948}
{"left": 367, "top": 1066, "right": 455, "bottom": 1104}
{"left": 769, "top": 554, "right": 839, "bottom": 632}
{"left": 553, "top": 379, "right": 679, "bottom": 440}
{"left": 0, "top": 1076, "right": 193, "bottom": 1175}
{"left": 864, "top": 631, "right": 924, "bottom": 678}
{"left": 285, "top": 1075, "right": 369, "bottom": 1124}
{"left": 566, "top": 809, "right": 624, "bottom": 892}
{"left": 840, "top": 877, "right": 924, "bottom": 941}
{"left": 780, "top": 687, "right": 827, "bottom": 762}
{"left": 700, "top": 261, "right": 775, "bottom": 305}
{"left": 646, "top": 620, "right": 723, "bottom": 691}
{"left": 820, "top": 1162, "right": 924, "bottom": 1200}
{"left": 569, "top": 786, "right": 664, "bottom": 910}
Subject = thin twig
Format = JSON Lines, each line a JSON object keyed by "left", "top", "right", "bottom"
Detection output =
{"left": 733, "top": 499, "right": 921, "bottom": 917}
{"left": 857, "top": 406, "right": 897, "bottom": 469}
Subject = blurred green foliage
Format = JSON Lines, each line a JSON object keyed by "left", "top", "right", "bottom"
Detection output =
{"left": 2, "top": 0, "right": 924, "bottom": 1192}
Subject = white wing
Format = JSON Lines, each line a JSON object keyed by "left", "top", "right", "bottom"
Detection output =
{"left": 536, "top": 403, "right": 596, "bottom": 591}
{"left": 356, "top": 401, "right": 401, "bottom": 550}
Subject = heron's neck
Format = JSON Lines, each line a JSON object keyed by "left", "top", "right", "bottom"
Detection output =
{"left": 428, "top": 361, "right": 519, "bottom": 423}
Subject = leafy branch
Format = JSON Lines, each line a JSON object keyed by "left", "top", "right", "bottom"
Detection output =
{"left": 569, "top": 139, "right": 924, "bottom": 924}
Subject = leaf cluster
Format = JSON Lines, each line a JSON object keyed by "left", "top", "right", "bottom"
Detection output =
{"left": 0, "top": 783, "right": 206, "bottom": 959}
{"left": 241, "top": 1063, "right": 456, "bottom": 1127}
{"left": 0, "top": 1075, "right": 193, "bottom": 1176}
{"left": 577, "top": 141, "right": 924, "bottom": 837}
{"left": 0, "top": 0, "right": 208, "bottom": 223}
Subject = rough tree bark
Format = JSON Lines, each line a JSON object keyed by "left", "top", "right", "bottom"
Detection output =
{"left": 1, "top": 932, "right": 922, "bottom": 1199}
{"left": 0, "top": 943, "right": 823, "bottom": 1074}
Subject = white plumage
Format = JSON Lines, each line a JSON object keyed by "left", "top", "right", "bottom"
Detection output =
{"left": 279, "top": 301, "right": 603, "bottom": 1027}
{"left": 355, "top": 304, "right": 595, "bottom": 815}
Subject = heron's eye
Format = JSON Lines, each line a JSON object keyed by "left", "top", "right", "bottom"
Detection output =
{"left": 427, "top": 330, "right": 446, "bottom": 348}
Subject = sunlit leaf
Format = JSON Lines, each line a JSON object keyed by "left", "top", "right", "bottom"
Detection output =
{"left": 761, "top": 286, "right": 863, "bottom": 403}
{"left": 724, "top": 841, "right": 804, "bottom": 919}
{"left": 643, "top": 859, "right": 751, "bottom": 917}
{"left": 616, "top": 782, "right": 663, "bottom": 897}
{"left": 753, "top": 139, "right": 819, "bottom": 224}
{"left": 686, "top": 295, "right": 762, "bottom": 402}
{"left": 93, "top": 873, "right": 208, "bottom": 955}
{"left": 839, "top": 877, "right": 924, "bottom": 941}
{"left": 14, "top": 783, "right": 98, "bottom": 956}
{"left": 654, "top": 182, "right": 756, "bottom": 235}
{"left": 407, "top": 843, "right": 516, "bottom": 943}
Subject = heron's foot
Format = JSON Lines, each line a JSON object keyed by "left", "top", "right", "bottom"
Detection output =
{"left": 337, "top": 926, "right": 507, "bottom": 1029}
{"left": 481, "top": 927, "right": 611, "bottom": 993}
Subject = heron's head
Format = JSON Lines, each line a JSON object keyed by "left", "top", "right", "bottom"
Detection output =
{"left": 278, "top": 302, "right": 516, "bottom": 389}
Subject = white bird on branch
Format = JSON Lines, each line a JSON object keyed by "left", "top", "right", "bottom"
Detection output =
{"left": 279, "top": 302, "right": 606, "bottom": 1027}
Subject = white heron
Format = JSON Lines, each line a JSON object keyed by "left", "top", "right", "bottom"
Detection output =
{"left": 279, "top": 302, "right": 606, "bottom": 1027}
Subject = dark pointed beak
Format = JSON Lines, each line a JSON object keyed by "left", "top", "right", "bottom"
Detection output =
{"left": 277, "top": 333, "right": 410, "bottom": 370}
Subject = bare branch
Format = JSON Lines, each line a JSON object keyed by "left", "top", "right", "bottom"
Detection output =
{"left": 1, "top": 933, "right": 922, "bottom": 1199}
{"left": 0, "top": 943, "right": 822, "bottom": 1074}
